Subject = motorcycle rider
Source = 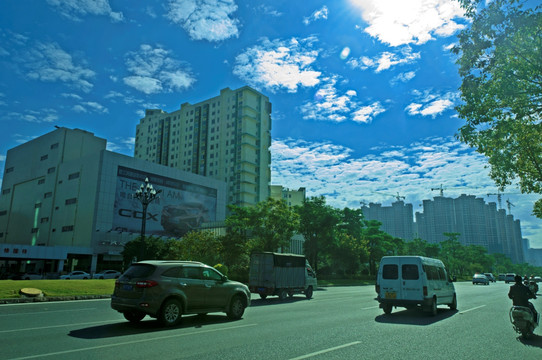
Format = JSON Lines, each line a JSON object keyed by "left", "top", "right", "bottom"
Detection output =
{"left": 509, "top": 275, "right": 538, "bottom": 324}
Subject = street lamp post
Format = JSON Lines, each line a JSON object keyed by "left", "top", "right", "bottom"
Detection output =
{"left": 134, "top": 177, "right": 161, "bottom": 261}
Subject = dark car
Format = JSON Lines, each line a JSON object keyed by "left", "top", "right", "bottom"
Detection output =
{"left": 111, "top": 260, "right": 251, "bottom": 327}
{"left": 472, "top": 273, "right": 489, "bottom": 285}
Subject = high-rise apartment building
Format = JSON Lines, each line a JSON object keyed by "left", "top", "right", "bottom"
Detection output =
{"left": 134, "top": 86, "right": 272, "bottom": 209}
{"left": 270, "top": 185, "right": 306, "bottom": 208}
{"left": 362, "top": 201, "right": 415, "bottom": 241}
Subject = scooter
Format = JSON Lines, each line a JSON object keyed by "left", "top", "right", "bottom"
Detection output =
{"left": 528, "top": 280, "right": 539, "bottom": 295}
{"left": 509, "top": 305, "right": 539, "bottom": 339}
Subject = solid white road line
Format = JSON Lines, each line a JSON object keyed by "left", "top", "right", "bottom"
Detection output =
{"left": 459, "top": 305, "right": 486, "bottom": 314}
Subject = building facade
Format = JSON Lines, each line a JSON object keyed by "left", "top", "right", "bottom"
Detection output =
{"left": 361, "top": 201, "right": 415, "bottom": 241}
{"left": 0, "top": 128, "right": 226, "bottom": 276}
{"left": 134, "top": 86, "right": 272, "bottom": 210}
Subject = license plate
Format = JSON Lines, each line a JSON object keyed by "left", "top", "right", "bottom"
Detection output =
{"left": 385, "top": 292, "right": 396, "bottom": 299}
{"left": 122, "top": 284, "right": 133, "bottom": 291}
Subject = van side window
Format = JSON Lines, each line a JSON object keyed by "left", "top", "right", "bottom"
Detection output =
{"left": 424, "top": 265, "right": 440, "bottom": 280}
{"left": 402, "top": 264, "right": 419, "bottom": 280}
{"left": 383, "top": 264, "right": 398, "bottom": 279}
{"left": 437, "top": 267, "right": 446, "bottom": 281}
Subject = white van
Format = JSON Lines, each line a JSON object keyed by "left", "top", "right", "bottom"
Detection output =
{"left": 375, "top": 256, "right": 457, "bottom": 315}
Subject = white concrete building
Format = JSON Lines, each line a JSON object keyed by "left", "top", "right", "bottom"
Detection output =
{"left": 0, "top": 127, "right": 226, "bottom": 276}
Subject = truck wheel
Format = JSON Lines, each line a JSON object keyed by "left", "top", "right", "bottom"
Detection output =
{"left": 279, "top": 289, "right": 288, "bottom": 300}
{"left": 305, "top": 286, "right": 313, "bottom": 299}
{"left": 259, "top": 294, "right": 267, "bottom": 300}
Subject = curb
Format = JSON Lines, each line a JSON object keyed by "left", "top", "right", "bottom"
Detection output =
{"left": 0, "top": 294, "right": 111, "bottom": 304}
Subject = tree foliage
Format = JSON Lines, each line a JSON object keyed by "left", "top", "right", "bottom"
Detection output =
{"left": 296, "top": 196, "right": 341, "bottom": 272}
{"left": 164, "top": 230, "right": 223, "bottom": 266}
{"left": 454, "top": 0, "right": 542, "bottom": 216}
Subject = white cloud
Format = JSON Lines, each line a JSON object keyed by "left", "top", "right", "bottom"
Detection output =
{"left": 72, "top": 101, "right": 108, "bottom": 114}
{"left": 2, "top": 109, "right": 59, "bottom": 124}
{"left": 349, "top": 0, "right": 466, "bottom": 46}
{"left": 405, "top": 90, "right": 458, "bottom": 118}
{"left": 46, "top": 0, "right": 123, "bottom": 22}
{"left": 271, "top": 136, "right": 542, "bottom": 248}
{"left": 390, "top": 71, "right": 416, "bottom": 86}
{"left": 23, "top": 42, "right": 95, "bottom": 92}
{"left": 123, "top": 44, "right": 196, "bottom": 94}
{"left": 303, "top": 6, "right": 329, "bottom": 25}
{"left": 348, "top": 47, "right": 420, "bottom": 72}
{"left": 233, "top": 37, "right": 322, "bottom": 93}
{"left": 299, "top": 77, "right": 386, "bottom": 123}
{"left": 165, "top": 0, "right": 239, "bottom": 42}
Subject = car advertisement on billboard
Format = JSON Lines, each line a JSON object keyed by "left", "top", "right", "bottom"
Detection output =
{"left": 112, "top": 166, "right": 217, "bottom": 237}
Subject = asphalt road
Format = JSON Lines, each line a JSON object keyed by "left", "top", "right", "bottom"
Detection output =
{"left": 1, "top": 282, "right": 541, "bottom": 360}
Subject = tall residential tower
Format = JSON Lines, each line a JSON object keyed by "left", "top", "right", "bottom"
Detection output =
{"left": 134, "top": 86, "right": 271, "bottom": 208}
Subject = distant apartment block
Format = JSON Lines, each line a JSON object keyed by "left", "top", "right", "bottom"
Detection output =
{"left": 134, "top": 86, "right": 272, "bottom": 209}
{"left": 270, "top": 185, "right": 306, "bottom": 207}
{"left": 362, "top": 194, "right": 525, "bottom": 264}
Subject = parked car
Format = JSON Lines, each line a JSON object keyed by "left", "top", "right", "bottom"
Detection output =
{"left": 484, "top": 273, "right": 496, "bottom": 282}
{"left": 60, "top": 271, "right": 90, "bottom": 280}
{"left": 92, "top": 270, "right": 121, "bottom": 279}
{"left": 472, "top": 273, "right": 489, "bottom": 285}
{"left": 498, "top": 273, "right": 506, "bottom": 281}
{"left": 111, "top": 260, "right": 251, "bottom": 327}
{"left": 21, "top": 272, "right": 43, "bottom": 280}
{"left": 504, "top": 273, "right": 516, "bottom": 283}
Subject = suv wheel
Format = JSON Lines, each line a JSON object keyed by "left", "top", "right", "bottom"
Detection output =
{"left": 227, "top": 295, "right": 245, "bottom": 320}
{"left": 159, "top": 299, "right": 182, "bottom": 326}
{"left": 123, "top": 311, "right": 146, "bottom": 323}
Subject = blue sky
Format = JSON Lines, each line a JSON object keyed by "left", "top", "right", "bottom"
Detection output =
{"left": 1, "top": 0, "right": 541, "bottom": 249}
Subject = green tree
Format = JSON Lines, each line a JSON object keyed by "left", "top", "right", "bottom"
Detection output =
{"left": 362, "top": 220, "right": 397, "bottom": 276}
{"left": 121, "top": 236, "right": 168, "bottom": 265}
{"left": 296, "top": 196, "right": 341, "bottom": 272}
{"left": 403, "top": 237, "right": 440, "bottom": 258}
{"left": 164, "top": 230, "right": 223, "bottom": 266}
{"left": 250, "top": 198, "right": 300, "bottom": 252}
{"left": 454, "top": 0, "right": 542, "bottom": 216}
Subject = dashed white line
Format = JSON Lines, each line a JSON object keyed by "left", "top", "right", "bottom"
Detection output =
{"left": 289, "top": 341, "right": 362, "bottom": 360}
{"left": 459, "top": 305, "right": 486, "bottom": 314}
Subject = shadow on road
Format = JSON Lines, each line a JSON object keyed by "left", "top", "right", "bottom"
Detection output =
{"left": 249, "top": 296, "right": 311, "bottom": 307}
{"left": 517, "top": 333, "right": 542, "bottom": 348}
{"left": 68, "top": 314, "right": 239, "bottom": 339}
{"left": 375, "top": 307, "right": 457, "bottom": 326}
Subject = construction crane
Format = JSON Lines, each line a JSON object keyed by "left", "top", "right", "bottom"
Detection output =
{"left": 431, "top": 184, "right": 445, "bottom": 197}
{"left": 506, "top": 199, "right": 515, "bottom": 214}
{"left": 372, "top": 191, "right": 405, "bottom": 202}
{"left": 487, "top": 191, "right": 504, "bottom": 209}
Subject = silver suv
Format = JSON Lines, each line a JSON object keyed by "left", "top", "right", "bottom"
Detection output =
{"left": 111, "top": 260, "right": 251, "bottom": 326}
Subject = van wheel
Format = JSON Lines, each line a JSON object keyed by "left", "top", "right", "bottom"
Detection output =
{"left": 449, "top": 294, "right": 457, "bottom": 310}
{"left": 279, "top": 289, "right": 288, "bottom": 300}
{"left": 383, "top": 304, "right": 392, "bottom": 314}
{"left": 159, "top": 299, "right": 182, "bottom": 326}
{"left": 305, "top": 286, "right": 313, "bottom": 299}
{"left": 429, "top": 298, "right": 438, "bottom": 316}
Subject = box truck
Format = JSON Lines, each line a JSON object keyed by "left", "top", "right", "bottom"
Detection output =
{"left": 249, "top": 252, "right": 317, "bottom": 300}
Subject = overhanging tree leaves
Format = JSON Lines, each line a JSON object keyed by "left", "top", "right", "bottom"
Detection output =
{"left": 454, "top": 0, "right": 542, "bottom": 216}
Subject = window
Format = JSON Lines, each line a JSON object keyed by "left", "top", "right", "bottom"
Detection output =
{"left": 0, "top": 210, "right": 6, "bottom": 216}
{"left": 35, "top": 203, "right": 42, "bottom": 208}
{"left": 41, "top": 155, "right": 48, "bottom": 161}
{"left": 68, "top": 172, "right": 80, "bottom": 180}
{"left": 5, "top": 167, "right": 14, "bottom": 173}
{"left": 50, "top": 143, "right": 59, "bottom": 149}
{"left": 31, "top": 228, "right": 39, "bottom": 233}
{"left": 44, "top": 192, "right": 52, "bottom": 198}
{"left": 65, "top": 198, "right": 77, "bottom": 205}
{"left": 402, "top": 264, "right": 419, "bottom": 280}
{"left": 47, "top": 167, "right": 55, "bottom": 174}
{"left": 62, "top": 225, "right": 74, "bottom": 232}
{"left": 382, "top": 264, "right": 398, "bottom": 280}
{"left": 2, "top": 189, "right": 10, "bottom": 195}
{"left": 40, "top": 217, "right": 49, "bottom": 223}
{"left": 181, "top": 267, "right": 201, "bottom": 279}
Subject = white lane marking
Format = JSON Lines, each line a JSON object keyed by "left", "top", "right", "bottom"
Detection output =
{"left": 0, "top": 308, "right": 96, "bottom": 317}
{"left": 361, "top": 306, "right": 379, "bottom": 310}
{"left": 289, "top": 341, "right": 362, "bottom": 360}
{"left": 459, "top": 305, "right": 486, "bottom": 314}
{"left": 7, "top": 323, "right": 258, "bottom": 360}
{"left": 0, "top": 320, "right": 119, "bottom": 334}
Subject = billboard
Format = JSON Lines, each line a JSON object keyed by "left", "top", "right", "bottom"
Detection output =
{"left": 112, "top": 166, "right": 218, "bottom": 237}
